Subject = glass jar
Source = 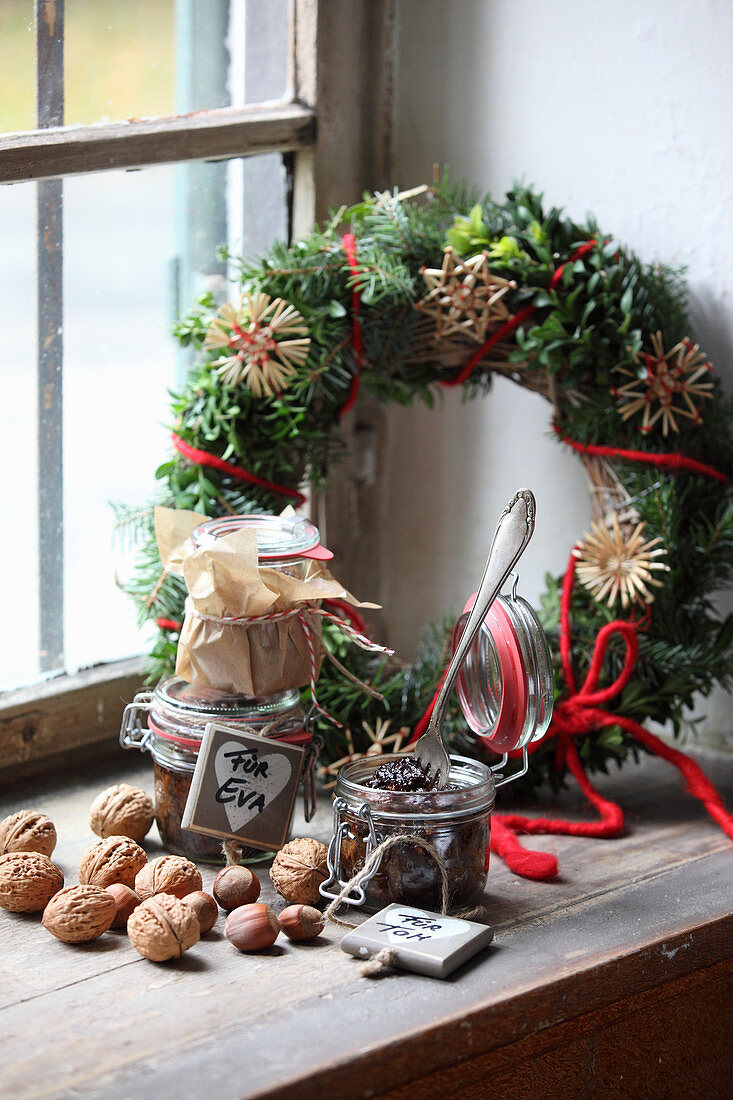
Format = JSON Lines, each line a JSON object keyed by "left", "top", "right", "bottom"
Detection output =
{"left": 452, "top": 586, "right": 554, "bottom": 754}
{"left": 120, "top": 677, "right": 311, "bottom": 862}
{"left": 320, "top": 754, "right": 495, "bottom": 913}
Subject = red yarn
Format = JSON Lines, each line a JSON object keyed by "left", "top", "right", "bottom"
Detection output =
{"left": 171, "top": 433, "right": 306, "bottom": 505}
{"left": 339, "top": 233, "right": 363, "bottom": 415}
{"left": 156, "top": 618, "right": 182, "bottom": 631}
{"left": 489, "top": 554, "right": 733, "bottom": 878}
{"left": 440, "top": 306, "right": 535, "bottom": 388}
{"left": 490, "top": 817, "right": 559, "bottom": 880}
{"left": 554, "top": 427, "right": 729, "bottom": 485}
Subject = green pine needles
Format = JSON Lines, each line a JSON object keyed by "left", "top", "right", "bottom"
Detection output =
{"left": 120, "top": 176, "right": 733, "bottom": 792}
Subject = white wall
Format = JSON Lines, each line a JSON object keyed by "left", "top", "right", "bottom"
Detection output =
{"left": 378, "top": 0, "right": 733, "bottom": 743}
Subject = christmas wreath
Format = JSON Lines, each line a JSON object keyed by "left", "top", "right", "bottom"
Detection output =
{"left": 121, "top": 177, "right": 733, "bottom": 876}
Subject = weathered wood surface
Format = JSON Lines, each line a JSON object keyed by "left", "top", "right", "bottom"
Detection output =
{"left": 0, "top": 751, "right": 730, "bottom": 1098}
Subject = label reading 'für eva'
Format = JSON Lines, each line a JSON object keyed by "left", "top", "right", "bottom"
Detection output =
{"left": 181, "top": 721, "right": 305, "bottom": 851}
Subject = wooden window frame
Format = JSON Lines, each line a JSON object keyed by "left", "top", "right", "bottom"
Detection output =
{"left": 0, "top": 0, "right": 394, "bottom": 785}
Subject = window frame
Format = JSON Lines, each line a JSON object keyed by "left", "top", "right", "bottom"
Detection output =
{"left": 0, "top": 0, "right": 394, "bottom": 783}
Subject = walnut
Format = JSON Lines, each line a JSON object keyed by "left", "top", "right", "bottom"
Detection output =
{"left": 0, "top": 852, "right": 64, "bottom": 912}
{"left": 270, "top": 837, "right": 329, "bottom": 905}
{"left": 128, "top": 893, "right": 200, "bottom": 961}
{"left": 78, "top": 835, "right": 147, "bottom": 889}
{"left": 135, "top": 855, "right": 202, "bottom": 901}
{"left": 0, "top": 810, "right": 57, "bottom": 858}
{"left": 42, "top": 885, "right": 117, "bottom": 943}
{"left": 88, "top": 784, "right": 154, "bottom": 843}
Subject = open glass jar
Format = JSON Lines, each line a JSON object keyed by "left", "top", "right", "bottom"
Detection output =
{"left": 120, "top": 678, "right": 311, "bottom": 862}
{"left": 320, "top": 754, "right": 495, "bottom": 913}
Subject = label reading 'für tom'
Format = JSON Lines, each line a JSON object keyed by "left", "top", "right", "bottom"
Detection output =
{"left": 181, "top": 721, "right": 305, "bottom": 851}
{"left": 340, "top": 904, "right": 494, "bottom": 979}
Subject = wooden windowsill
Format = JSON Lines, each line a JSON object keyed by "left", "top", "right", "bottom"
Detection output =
{"left": 0, "top": 750, "right": 730, "bottom": 1097}
{"left": 0, "top": 659, "right": 145, "bottom": 786}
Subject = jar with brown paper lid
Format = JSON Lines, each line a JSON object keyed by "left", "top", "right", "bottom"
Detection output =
{"left": 179, "top": 512, "right": 334, "bottom": 697}
{"left": 120, "top": 678, "right": 314, "bottom": 863}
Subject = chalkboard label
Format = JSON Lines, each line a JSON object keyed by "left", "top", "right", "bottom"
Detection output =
{"left": 340, "top": 904, "right": 494, "bottom": 979}
{"left": 181, "top": 721, "right": 305, "bottom": 851}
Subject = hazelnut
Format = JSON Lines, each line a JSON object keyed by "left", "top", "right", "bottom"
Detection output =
{"left": 0, "top": 810, "right": 57, "bottom": 857}
{"left": 225, "top": 903, "right": 281, "bottom": 952}
{"left": 0, "top": 851, "right": 64, "bottom": 913}
{"left": 128, "top": 893, "right": 200, "bottom": 961}
{"left": 135, "top": 855, "right": 202, "bottom": 901}
{"left": 183, "top": 891, "right": 219, "bottom": 935}
{"left": 212, "top": 865, "right": 260, "bottom": 911}
{"left": 270, "top": 837, "right": 329, "bottom": 905}
{"left": 89, "top": 784, "right": 154, "bottom": 843}
{"left": 105, "top": 883, "right": 141, "bottom": 929}
{"left": 42, "top": 885, "right": 116, "bottom": 943}
{"left": 79, "top": 835, "right": 147, "bottom": 889}
{"left": 278, "top": 904, "right": 325, "bottom": 942}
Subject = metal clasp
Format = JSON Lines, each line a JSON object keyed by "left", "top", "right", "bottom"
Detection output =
{"left": 119, "top": 691, "right": 154, "bottom": 751}
{"left": 490, "top": 744, "right": 529, "bottom": 788}
{"left": 319, "top": 798, "right": 382, "bottom": 909}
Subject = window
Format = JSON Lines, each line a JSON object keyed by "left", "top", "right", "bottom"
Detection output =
{"left": 0, "top": 0, "right": 392, "bottom": 775}
{"left": 0, "top": 0, "right": 311, "bottom": 688}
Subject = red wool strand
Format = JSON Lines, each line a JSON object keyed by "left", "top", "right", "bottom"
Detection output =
{"left": 171, "top": 432, "right": 306, "bottom": 505}
{"left": 554, "top": 427, "right": 729, "bottom": 485}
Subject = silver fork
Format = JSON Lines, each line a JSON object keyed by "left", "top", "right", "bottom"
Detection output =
{"left": 414, "top": 488, "right": 537, "bottom": 789}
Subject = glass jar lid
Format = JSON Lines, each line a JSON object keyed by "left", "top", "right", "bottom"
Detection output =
{"left": 155, "top": 677, "right": 302, "bottom": 720}
{"left": 191, "top": 514, "right": 332, "bottom": 560}
{"left": 453, "top": 592, "right": 553, "bottom": 754}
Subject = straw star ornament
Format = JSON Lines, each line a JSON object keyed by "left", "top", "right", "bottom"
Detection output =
{"left": 204, "top": 293, "right": 310, "bottom": 398}
{"left": 417, "top": 247, "right": 516, "bottom": 343}
{"left": 613, "top": 332, "right": 713, "bottom": 436}
{"left": 573, "top": 514, "right": 669, "bottom": 610}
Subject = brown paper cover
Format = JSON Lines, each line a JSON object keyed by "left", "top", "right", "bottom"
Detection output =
{"left": 154, "top": 506, "right": 375, "bottom": 695}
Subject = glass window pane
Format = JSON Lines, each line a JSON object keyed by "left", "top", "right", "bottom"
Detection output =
{"left": 0, "top": 2, "right": 35, "bottom": 132}
{"left": 1, "top": 153, "right": 287, "bottom": 690}
{"left": 0, "top": 181, "right": 38, "bottom": 689}
{"left": 64, "top": 0, "right": 176, "bottom": 126}
{"left": 62, "top": 154, "right": 287, "bottom": 676}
